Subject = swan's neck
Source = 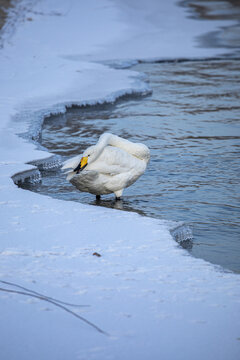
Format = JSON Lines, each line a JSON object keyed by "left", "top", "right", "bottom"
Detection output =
{"left": 98, "top": 133, "right": 150, "bottom": 163}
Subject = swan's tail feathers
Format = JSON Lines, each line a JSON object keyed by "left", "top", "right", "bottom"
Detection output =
{"left": 62, "top": 155, "right": 81, "bottom": 170}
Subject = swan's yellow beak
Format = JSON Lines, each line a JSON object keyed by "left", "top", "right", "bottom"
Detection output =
{"left": 74, "top": 156, "right": 88, "bottom": 173}
{"left": 80, "top": 156, "right": 88, "bottom": 169}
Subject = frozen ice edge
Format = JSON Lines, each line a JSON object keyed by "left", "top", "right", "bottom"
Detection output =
{"left": 26, "top": 85, "right": 152, "bottom": 142}
{"left": 99, "top": 55, "right": 240, "bottom": 70}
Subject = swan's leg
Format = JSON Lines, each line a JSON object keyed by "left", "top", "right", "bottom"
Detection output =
{"left": 96, "top": 195, "right": 101, "bottom": 200}
{"left": 114, "top": 189, "right": 123, "bottom": 200}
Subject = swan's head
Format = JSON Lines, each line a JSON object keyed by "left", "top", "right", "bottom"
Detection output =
{"left": 73, "top": 145, "right": 99, "bottom": 173}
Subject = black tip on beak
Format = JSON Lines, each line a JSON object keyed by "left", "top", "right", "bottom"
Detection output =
{"left": 74, "top": 162, "right": 87, "bottom": 174}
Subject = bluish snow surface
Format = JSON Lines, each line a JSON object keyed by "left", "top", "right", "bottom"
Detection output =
{"left": 0, "top": 0, "right": 239, "bottom": 359}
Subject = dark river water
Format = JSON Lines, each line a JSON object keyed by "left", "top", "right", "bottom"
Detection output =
{"left": 22, "top": 59, "right": 240, "bottom": 273}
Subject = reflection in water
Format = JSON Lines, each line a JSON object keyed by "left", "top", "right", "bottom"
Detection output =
{"left": 21, "top": 60, "right": 240, "bottom": 273}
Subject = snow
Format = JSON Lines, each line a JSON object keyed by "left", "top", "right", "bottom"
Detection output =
{"left": 0, "top": 0, "right": 239, "bottom": 359}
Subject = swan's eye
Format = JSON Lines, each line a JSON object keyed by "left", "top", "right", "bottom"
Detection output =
{"left": 88, "top": 154, "right": 90, "bottom": 157}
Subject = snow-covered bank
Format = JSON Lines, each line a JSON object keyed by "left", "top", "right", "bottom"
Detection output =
{"left": 0, "top": 0, "right": 240, "bottom": 359}
{"left": 1, "top": 186, "right": 240, "bottom": 360}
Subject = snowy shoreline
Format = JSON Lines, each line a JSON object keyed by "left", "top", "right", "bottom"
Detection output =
{"left": 0, "top": 1, "right": 240, "bottom": 359}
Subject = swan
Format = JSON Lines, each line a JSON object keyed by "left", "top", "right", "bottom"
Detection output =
{"left": 62, "top": 133, "right": 150, "bottom": 199}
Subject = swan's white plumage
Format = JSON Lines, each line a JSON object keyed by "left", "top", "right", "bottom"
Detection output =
{"left": 62, "top": 154, "right": 81, "bottom": 171}
{"left": 62, "top": 133, "right": 150, "bottom": 198}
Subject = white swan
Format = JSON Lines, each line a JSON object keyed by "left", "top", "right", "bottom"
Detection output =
{"left": 62, "top": 133, "right": 150, "bottom": 199}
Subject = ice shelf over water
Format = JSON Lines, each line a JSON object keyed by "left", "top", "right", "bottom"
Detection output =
{"left": 0, "top": 1, "right": 240, "bottom": 359}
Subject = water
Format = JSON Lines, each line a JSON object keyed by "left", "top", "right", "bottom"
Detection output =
{"left": 21, "top": 59, "right": 240, "bottom": 273}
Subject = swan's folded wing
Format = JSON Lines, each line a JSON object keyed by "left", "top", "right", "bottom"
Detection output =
{"left": 88, "top": 146, "right": 138, "bottom": 175}
{"left": 70, "top": 170, "right": 99, "bottom": 188}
